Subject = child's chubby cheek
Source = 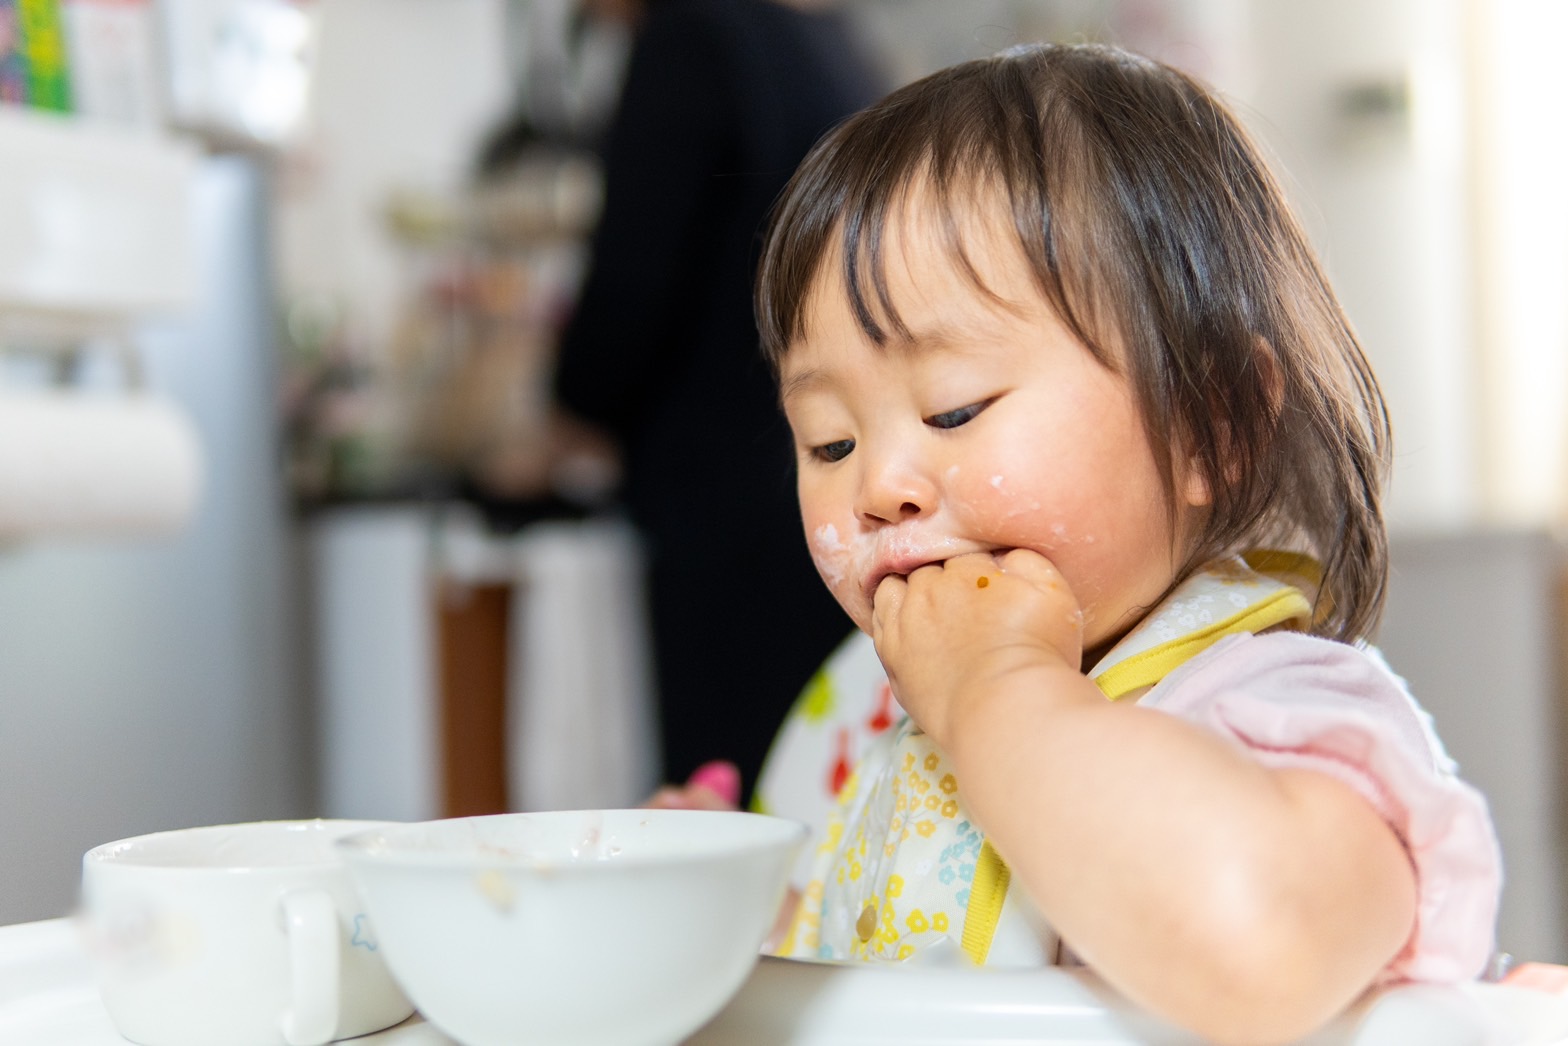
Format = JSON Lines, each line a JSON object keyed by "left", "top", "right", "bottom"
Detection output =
{"left": 952, "top": 470, "right": 1108, "bottom": 612}
{"left": 951, "top": 468, "right": 1061, "bottom": 547}
{"left": 965, "top": 468, "right": 1045, "bottom": 525}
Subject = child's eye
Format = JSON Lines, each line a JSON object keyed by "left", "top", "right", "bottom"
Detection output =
{"left": 926, "top": 400, "right": 992, "bottom": 430}
{"left": 810, "top": 438, "right": 855, "bottom": 463}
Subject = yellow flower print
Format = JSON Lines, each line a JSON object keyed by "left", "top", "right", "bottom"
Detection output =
{"left": 925, "top": 794, "right": 940, "bottom": 810}
{"left": 916, "top": 820, "right": 937, "bottom": 838}
{"left": 939, "top": 773, "right": 958, "bottom": 795}
{"left": 942, "top": 799, "right": 959, "bottom": 818}
{"left": 848, "top": 860, "right": 862, "bottom": 881}
{"left": 915, "top": 776, "right": 930, "bottom": 794}
{"left": 932, "top": 912, "right": 950, "bottom": 932}
{"left": 817, "top": 821, "right": 843, "bottom": 855}
{"left": 895, "top": 794, "right": 908, "bottom": 813}
{"left": 887, "top": 874, "right": 904, "bottom": 898}
{"left": 903, "top": 752, "right": 916, "bottom": 772}
{"left": 839, "top": 769, "right": 861, "bottom": 803}
{"left": 897, "top": 944, "right": 915, "bottom": 960}
{"left": 924, "top": 752, "right": 940, "bottom": 772}
{"left": 906, "top": 910, "right": 930, "bottom": 933}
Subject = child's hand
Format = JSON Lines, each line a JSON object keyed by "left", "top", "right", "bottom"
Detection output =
{"left": 870, "top": 548, "right": 1085, "bottom": 748}
{"left": 643, "top": 760, "right": 742, "bottom": 811}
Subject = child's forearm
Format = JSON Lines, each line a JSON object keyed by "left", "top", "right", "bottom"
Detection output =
{"left": 941, "top": 665, "right": 1417, "bottom": 1045}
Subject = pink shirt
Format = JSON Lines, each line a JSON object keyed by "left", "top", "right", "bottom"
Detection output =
{"left": 1142, "top": 631, "right": 1502, "bottom": 982}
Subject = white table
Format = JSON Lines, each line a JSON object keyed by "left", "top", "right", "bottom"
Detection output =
{"left": 6, "top": 917, "right": 1566, "bottom": 1045}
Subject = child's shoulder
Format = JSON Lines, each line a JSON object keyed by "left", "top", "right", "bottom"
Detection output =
{"left": 1142, "top": 630, "right": 1453, "bottom": 771}
{"left": 1156, "top": 629, "right": 1408, "bottom": 702}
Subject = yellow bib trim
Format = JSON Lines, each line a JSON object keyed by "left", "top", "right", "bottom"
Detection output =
{"left": 1092, "top": 586, "right": 1311, "bottom": 701}
{"left": 959, "top": 839, "right": 1012, "bottom": 965}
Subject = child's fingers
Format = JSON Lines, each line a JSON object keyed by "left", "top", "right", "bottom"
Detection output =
{"left": 992, "top": 546, "right": 1064, "bottom": 583}
{"left": 871, "top": 571, "right": 907, "bottom": 631}
{"left": 686, "top": 760, "right": 741, "bottom": 807}
{"left": 643, "top": 782, "right": 737, "bottom": 811}
{"left": 643, "top": 786, "right": 690, "bottom": 809}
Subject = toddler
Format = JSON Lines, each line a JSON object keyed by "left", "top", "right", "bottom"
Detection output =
{"left": 752, "top": 42, "right": 1501, "bottom": 1045}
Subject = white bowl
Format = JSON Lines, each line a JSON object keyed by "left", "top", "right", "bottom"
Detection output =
{"left": 335, "top": 809, "right": 807, "bottom": 1046}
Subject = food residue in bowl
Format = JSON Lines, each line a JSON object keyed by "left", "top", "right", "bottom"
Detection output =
{"left": 474, "top": 869, "right": 516, "bottom": 914}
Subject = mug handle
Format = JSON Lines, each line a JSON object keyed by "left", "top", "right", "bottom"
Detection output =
{"left": 279, "top": 890, "right": 340, "bottom": 1046}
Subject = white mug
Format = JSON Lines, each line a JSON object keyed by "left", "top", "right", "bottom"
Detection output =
{"left": 80, "top": 819, "right": 415, "bottom": 1046}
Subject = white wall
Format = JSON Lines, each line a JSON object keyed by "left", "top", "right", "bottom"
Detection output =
{"left": 0, "top": 158, "right": 309, "bottom": 925}
{"left": 273, "top": 0, "right": 514, "bottom": 353}
{"left": 1468, "top": 0, "right": 1568, "bottom": 525}
{"left": 1232, "top": 0, "right": 1479, "bottom": 531}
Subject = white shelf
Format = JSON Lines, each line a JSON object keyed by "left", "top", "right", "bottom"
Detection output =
{"left": 0, "top": 106, "right": 200, "bottom": 337}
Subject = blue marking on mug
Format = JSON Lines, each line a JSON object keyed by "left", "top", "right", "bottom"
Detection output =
{"left": 350, "top": 914, "right": 379, "bottom": 951}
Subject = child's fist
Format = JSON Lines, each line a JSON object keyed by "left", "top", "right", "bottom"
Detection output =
{"left": 870, "top": 549, "right": 1084, "bottom": 747}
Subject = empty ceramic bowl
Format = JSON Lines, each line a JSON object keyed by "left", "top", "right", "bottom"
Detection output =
{"left": 335, "top": 809, "right": 806, "bottom": 1046}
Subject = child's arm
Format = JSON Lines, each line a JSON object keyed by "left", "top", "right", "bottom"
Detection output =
{"left": 872, "top": 549, "right": 1417, "bottom": 1046}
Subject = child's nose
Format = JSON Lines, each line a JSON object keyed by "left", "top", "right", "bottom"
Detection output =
{"left": 854, "top": 454, "right": 936, "bottom": 525}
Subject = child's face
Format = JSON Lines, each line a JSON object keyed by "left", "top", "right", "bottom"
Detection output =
{"left": 779, "top": 197, "right": 1209, "bottom": 658}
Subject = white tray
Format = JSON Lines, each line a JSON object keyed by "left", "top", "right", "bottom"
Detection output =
{"left": 6, "top": 918, "right": 1566, "bottom": 1045}
{"left": 0, "top": 919, "right": 452, "bottom": 1045}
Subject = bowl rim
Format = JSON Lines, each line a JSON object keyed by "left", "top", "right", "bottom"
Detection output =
{"left": 333, "top": 808, "right": 809, "bottom": 871}
{"left": 81, "top": 818, "right": 394, "bottom": 871}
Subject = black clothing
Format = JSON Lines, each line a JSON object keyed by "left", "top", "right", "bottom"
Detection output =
{"left": 553, "top": 0, "right": 883, "bottom": 801}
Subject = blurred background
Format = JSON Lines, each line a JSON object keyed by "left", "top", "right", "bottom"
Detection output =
{"left": 0, "top": 0, "right": 1564, "bottom": 966}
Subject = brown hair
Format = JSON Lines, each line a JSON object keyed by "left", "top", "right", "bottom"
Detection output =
{"left": 756, "top": 43, "right": 1390, "bottom": 642}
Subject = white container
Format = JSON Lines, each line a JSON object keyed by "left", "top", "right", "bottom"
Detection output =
{"left": 0, "top": 106, "right": 197, "bottom": 334}
{"left": 80, "top": 820, "right": 414, "bottom": 1046}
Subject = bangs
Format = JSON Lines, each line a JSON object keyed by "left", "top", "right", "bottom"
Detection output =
{"left": 757, "top": 51, "right": 1113, "bottom": 372}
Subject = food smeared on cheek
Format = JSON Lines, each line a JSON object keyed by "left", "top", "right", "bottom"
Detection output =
{"left": 810, "top": 523, "right": 850, "bottom": 588}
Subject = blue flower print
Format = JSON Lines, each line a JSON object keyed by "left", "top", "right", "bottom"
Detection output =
{"left": 350, "top": 914, "right": 379, "bottom": 951}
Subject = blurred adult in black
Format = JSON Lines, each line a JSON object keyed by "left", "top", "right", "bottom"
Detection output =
{"left": 552, "top": 0, "right": 884, "bottom": 803}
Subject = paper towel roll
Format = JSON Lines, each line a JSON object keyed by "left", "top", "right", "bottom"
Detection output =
{"left": 0, "top": 390, "right": 203, "bottom": 538}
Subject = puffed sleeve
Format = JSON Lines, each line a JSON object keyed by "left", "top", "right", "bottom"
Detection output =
{"left": 1140, "top": 631, "right": 1502, "bottom": 983}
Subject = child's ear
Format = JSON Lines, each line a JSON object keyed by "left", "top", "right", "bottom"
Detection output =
{"left": 1180, "top": 459, "right": 1212, "bottom": 508}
